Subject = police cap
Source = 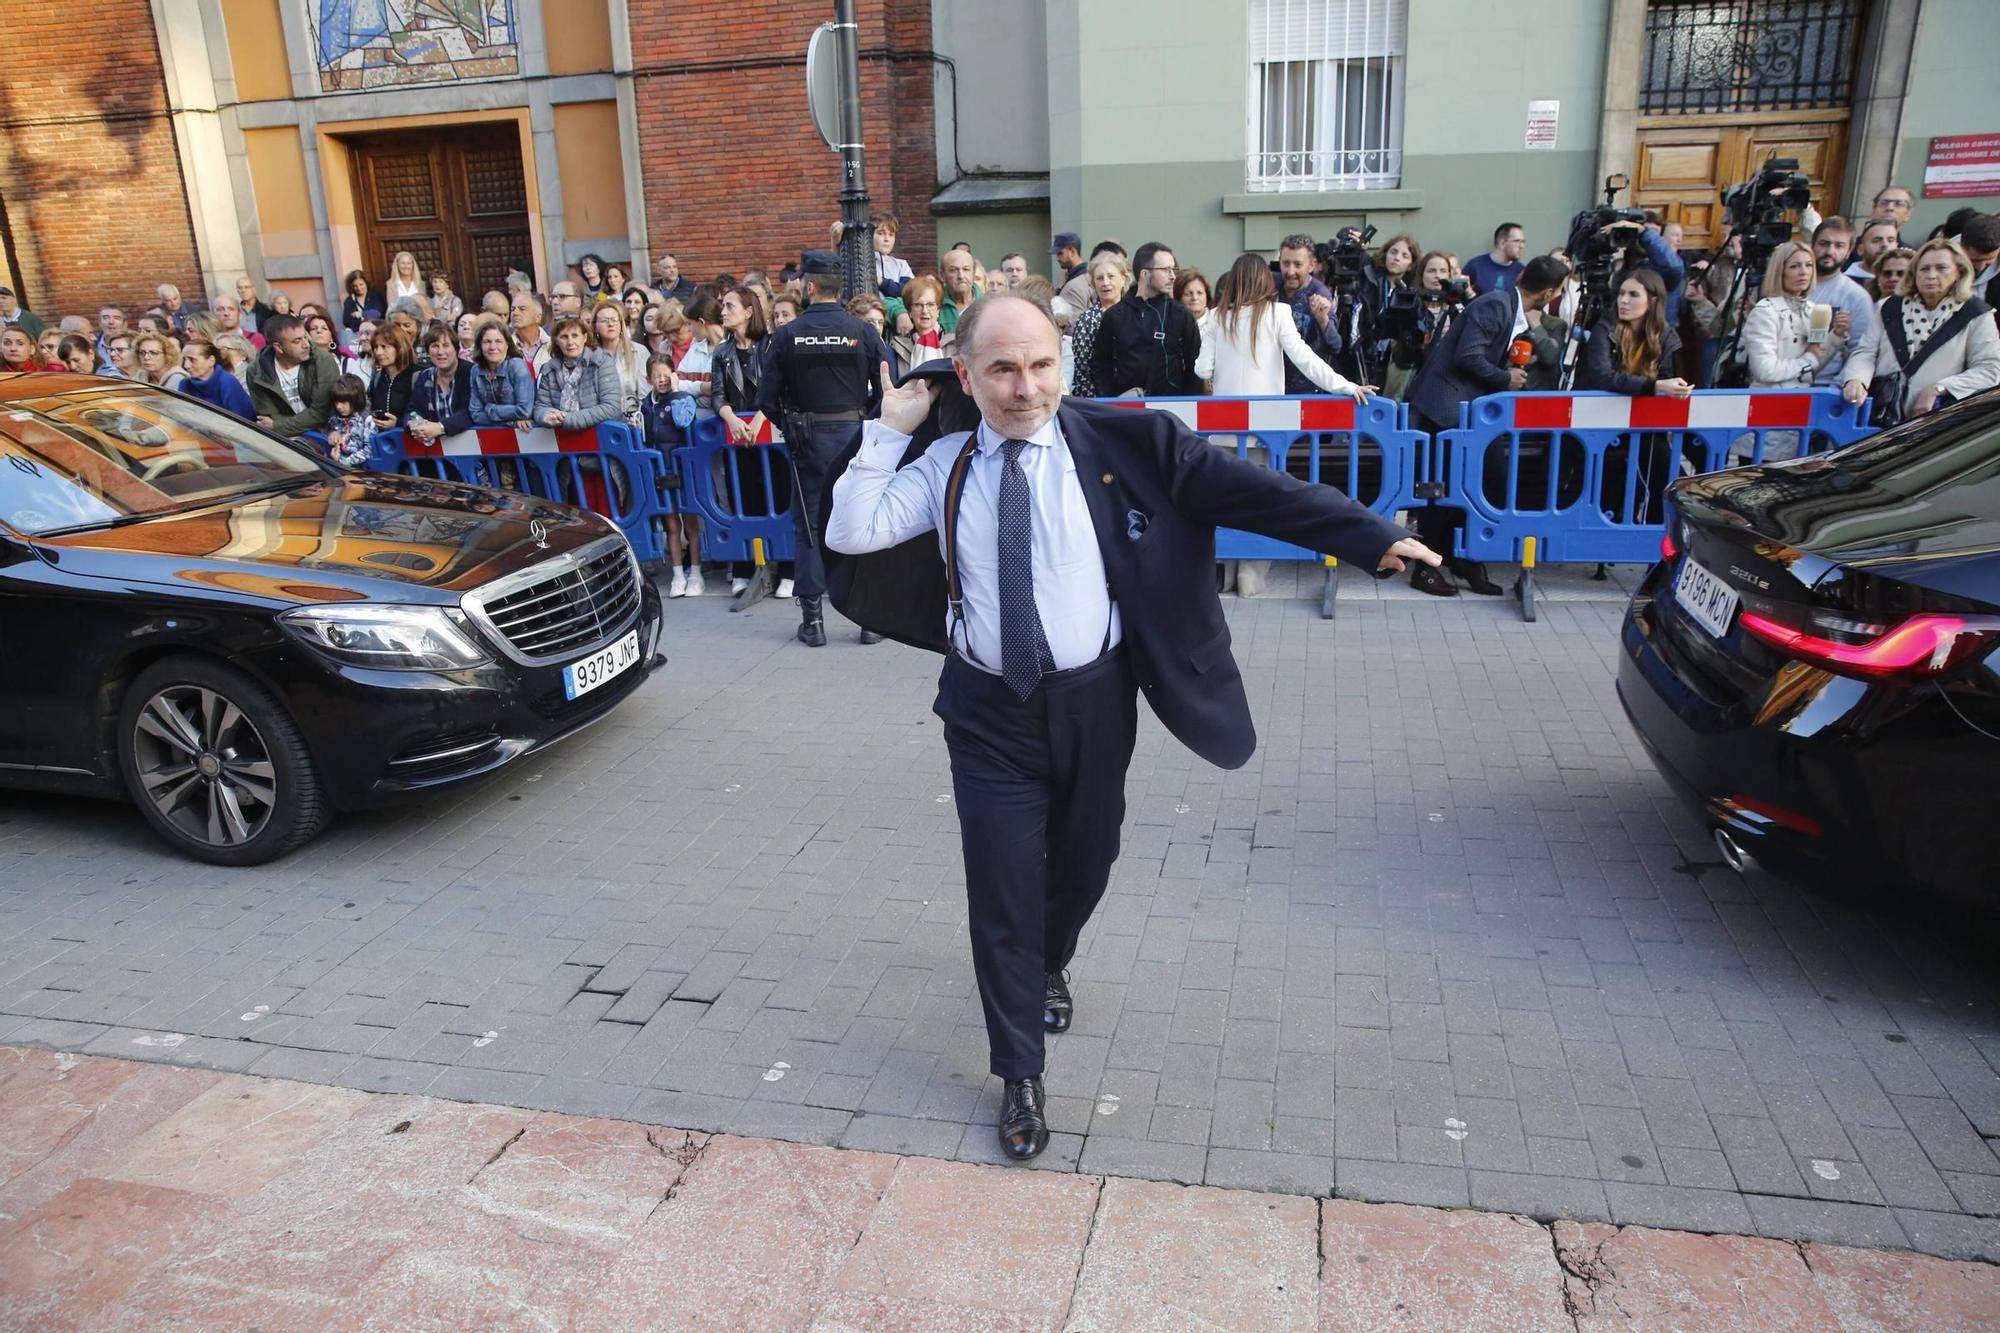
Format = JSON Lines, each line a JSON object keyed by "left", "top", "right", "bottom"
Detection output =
{"left": 799, "top": 250, "right": 841, "bottom": 276}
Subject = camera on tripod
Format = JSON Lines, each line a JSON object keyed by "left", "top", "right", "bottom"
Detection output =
{"left": 1314, "top": 224, "right": 1378, "bottom": 298}
{"left": 1565, "top": 173, "right": 1648, "bottom": 305}
{"left": 1721, "top": 156, "right": 1814, "bottom": 272}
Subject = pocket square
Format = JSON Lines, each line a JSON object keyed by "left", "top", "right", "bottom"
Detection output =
{"left": 1125, "top": 508, "right": 1150, "bottom": 541}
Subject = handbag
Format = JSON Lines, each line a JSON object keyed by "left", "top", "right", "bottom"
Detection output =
{"left": 1871, "top": 297, "right": 1989, "bottom": 428}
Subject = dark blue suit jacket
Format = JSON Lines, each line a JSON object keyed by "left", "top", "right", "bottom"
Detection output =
{"left": 1408, "top": 288, "right": 1518, "bottom": 431}
{"left": 820, "top": 393, "right": 1407, "bottom": 770}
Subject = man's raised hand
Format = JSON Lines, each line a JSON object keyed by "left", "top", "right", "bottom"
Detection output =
{"left": 878, "top": 361, "right": 941, "bottom": 435}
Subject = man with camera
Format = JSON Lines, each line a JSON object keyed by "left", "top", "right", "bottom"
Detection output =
{"left": 1405, "top": 254, "right": 1573, "bottom": 597}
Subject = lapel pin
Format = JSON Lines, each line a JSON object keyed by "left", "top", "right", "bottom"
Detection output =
{"left": 1102, "top": 472, "right": 1114, "bottom": 484}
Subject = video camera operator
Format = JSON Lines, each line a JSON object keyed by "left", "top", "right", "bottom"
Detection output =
{"left": 1706, "top": 158, "right": 1816, "bottom": 386}
{"left": 1379, "top": 251, "right": 1470, "bottom": 401}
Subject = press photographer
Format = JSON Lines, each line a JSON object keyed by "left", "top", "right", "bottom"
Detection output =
{"left": 1379, "top": 251, "right": 1470, "bottom": 401}
{"left": 1559, "top": 175, "right": 1684, "bottom": 387}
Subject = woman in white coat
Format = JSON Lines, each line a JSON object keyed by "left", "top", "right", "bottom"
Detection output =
{"left": 1843, "top": 237, "right": 2000, "bottom": 423}
{"left": 1195, "top": 252, "right": 1374, "bottom": 398}
{"left": 1195, "top": 253, "right": 1373, "bottom": 596}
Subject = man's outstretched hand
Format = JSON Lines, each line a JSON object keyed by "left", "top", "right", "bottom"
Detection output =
{"left": 879, "top": 361, "right": 941, "bottom": 435}
{"left": 1377, "top": 536, "right": 1443, "bottom": 573}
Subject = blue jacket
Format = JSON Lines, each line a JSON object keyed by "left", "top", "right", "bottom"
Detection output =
{"left": 468, "top": 357, "right": 535, "bottom": 425}
{"left": 407, "top": 363, "right": 474, "bottom": 435}
{"left": 1285, "top": 277, "right": 1343, "bottom": 395}
{"left": 181, "top": 367, "right": 256, "bottom": 420}
{"left": 640, "top": 389, "right": 697, "bottom": 449}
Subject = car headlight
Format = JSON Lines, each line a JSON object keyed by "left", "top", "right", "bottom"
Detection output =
{"left": 280, "top": 604, "right": 490, "bottom": 670}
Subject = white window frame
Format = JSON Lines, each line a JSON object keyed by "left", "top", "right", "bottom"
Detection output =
{"left": 1246, "top": 0, "right": 1408, "bottom": 193}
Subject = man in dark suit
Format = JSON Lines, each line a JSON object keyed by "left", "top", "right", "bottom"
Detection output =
{"left": 823, "top": 295, "right": 1440, "bottom": 1160}
{"left": 1406, "top": 253, "right": 1571, "bottom": 597}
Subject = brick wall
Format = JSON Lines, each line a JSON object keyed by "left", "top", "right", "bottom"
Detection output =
{"left": 0, "top": 4, "right": 203, "bottom": 321}
{"left": 631, "top": 0, "right": 938, "bottom": 282}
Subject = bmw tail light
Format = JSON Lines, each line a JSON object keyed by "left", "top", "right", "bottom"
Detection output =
{"left": 1738, "top": 612, "right": 2000, "bottom": 681}
{"left": 1660, "top": 530, "right": 1679, "bottom": 562}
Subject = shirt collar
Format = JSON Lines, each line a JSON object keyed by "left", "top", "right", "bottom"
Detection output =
{"left": 975, "top": 413, "right": 1063, "bottom": 457}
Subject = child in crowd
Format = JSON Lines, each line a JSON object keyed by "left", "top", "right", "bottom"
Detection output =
{"left": 873, "top": 213, "right": 914, "bottom": 297}
{"left": 640, "top": 354, "right": 703, "bottom": 597}
{"left": 325, "top": 373, "right": 375, "bottom": 468}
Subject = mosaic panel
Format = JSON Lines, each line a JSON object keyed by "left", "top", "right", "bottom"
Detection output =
{"left": 311, "top": 0, "right": 519, "bottom": 94}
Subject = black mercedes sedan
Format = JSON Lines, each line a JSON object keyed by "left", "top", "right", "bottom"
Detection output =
{"left": 0, "top": 374, "right": 662, "bottom": 864}
{"left": 1618, "top": 391, "right": 2000, "bottom": 900}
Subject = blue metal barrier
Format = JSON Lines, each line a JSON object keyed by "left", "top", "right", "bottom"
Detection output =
{"left": 364, "top": 421, "right": 673, "bottom": 563}
{"left": 1436, "top": 389, "right": 1874, "bottom": 619}
{"left": 1106, "top": 395, "right": 1426, "bottom": 617}
{"left": 668, "top": 415, "right": 797, "bottom": 566}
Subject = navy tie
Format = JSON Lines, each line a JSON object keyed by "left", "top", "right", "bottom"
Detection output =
{"left": 998, "top": 438, "right": 1053, "bottom": 700}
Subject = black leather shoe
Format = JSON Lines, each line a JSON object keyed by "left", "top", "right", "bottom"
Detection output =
{"left": 858, "top": 629, "right": 883, "bottom": 644}
{"left": 1043, "top": 972, "right": 1072, "bottom": 1033}
{"left": 998, "top": 1077, "right": 1048, "bottom": 1160}
{"left": 1450, "top": 558, "right": 1503, "bottom": 596}
{"left": 1411, "top": 562, "right": 1458, "bottom": 598}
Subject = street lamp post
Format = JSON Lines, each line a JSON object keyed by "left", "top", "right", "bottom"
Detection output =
{"left": 831, "top": 0, "right": 873, "bottom": 300}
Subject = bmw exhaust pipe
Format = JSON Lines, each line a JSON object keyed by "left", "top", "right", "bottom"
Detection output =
{"left": 1712, "top": 826, "right": 1754, "bottom": 874}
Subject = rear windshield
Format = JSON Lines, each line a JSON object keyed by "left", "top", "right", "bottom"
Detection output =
{"left": 0, "top": 385, "right": 321, "bottom": 536}
{"left": 1785, "top": 400, "right": 2000, "bottom": 559}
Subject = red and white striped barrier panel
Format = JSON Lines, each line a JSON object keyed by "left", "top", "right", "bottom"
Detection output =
{"left": 1107, "top": 397, "right": 1362, "bottom": 432}
{"left": 1501, "top": 393, "right": 1814, "bottom": 431}
{"left": 399, "top": 425, "right": 612, "bottom": 458}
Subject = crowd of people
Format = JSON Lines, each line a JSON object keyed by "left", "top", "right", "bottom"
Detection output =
{"left": 2, "top": 187, "right": 1994, "bottom": 601}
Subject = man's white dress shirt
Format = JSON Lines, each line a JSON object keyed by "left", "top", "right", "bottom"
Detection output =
{"left": 825, "top": 414, "right": 1122, "bottom": 674}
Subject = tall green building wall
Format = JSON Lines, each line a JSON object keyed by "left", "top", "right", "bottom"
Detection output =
{"left": 1044, "top": 0, "right": 1611, "bottom": 274}
{"left": 1896, "top": 0, "right": 2000, "bottom": 237}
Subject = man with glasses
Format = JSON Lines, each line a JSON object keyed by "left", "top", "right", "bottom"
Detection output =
{"left": 1090, "top": 241, "right": 1202, "bottom": 397}
{"left": 1872, "top": 185, "right": 1915, "bottom": 243}
{"left": 549, "top": 280, "right": 584, "bottom": 321}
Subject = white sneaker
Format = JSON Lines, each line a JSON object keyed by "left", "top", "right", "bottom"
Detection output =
{"left": 685, "top": 568, "right": 705, "bottom": 596}
{"left": 667, "top": 568, "right": 687, "bottom": 598}
{"left": 776, "top": 578, "right": 794, "bottom": 598}
{"left": 730, "top": 577, "right": 750, "bottom": 596}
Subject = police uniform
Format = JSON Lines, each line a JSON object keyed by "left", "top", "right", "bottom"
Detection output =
{"left": 757, "top": 251, "right": 887, "bottom": 645}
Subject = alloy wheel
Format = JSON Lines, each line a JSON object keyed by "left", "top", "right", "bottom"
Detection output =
{"left": 130, "top": 685, "right": 278, "bottom": 848}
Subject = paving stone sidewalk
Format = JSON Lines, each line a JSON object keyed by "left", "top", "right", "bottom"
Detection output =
{"left": 3, "top": 1047, "right": 1996, "bottom": 1330}
{"left": 2, "top": 575, "right": 1999, "bottom": 1264}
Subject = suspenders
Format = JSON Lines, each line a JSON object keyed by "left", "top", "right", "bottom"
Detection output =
{"left": 939, "top": 434, "right": 1114, "bottom": 676}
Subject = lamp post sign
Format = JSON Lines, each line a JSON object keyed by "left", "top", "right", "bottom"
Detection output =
{"left": 806, "top": 3, "right": 875, "bottom": 298}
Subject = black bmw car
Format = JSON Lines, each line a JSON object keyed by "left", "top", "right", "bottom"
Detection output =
{"left": 0, "top": 374, "right": 662, "bottom": 864}
{"left": 1618, "top": 391, "right": 2000, "bottom": 899}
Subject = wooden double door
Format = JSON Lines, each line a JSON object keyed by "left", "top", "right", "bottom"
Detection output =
{"left": 1633, "top": 112, "right": 1847, "bottom": 252}
{"left": 349, "top": 123, "right": 533, "bottom": 301}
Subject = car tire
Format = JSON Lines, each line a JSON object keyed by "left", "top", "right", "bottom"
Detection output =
{"left": 116, "top": 655, "right": 330, "bottom": 865}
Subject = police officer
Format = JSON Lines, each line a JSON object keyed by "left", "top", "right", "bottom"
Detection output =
{"left": 758, "top": 250, "right": 888, "bottom": 646}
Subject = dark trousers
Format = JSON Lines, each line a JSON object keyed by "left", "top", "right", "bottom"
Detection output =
{"left": 790, "top": 421, "right": 861, "bottom": 601}
{"left": 934, "top": 648, "right": 1138, "bottom": 1080}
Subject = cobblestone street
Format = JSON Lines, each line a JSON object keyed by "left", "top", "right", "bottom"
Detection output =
{"left": 4, "top": 570, "right": 1998, "bottom": 1263}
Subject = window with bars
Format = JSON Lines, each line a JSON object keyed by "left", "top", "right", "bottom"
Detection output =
{"left": 1247, "top": 0, "right": 1406, "bottom": 192}
{"left": 1640, "top": 0, "right": 1865, "bottom": 115}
